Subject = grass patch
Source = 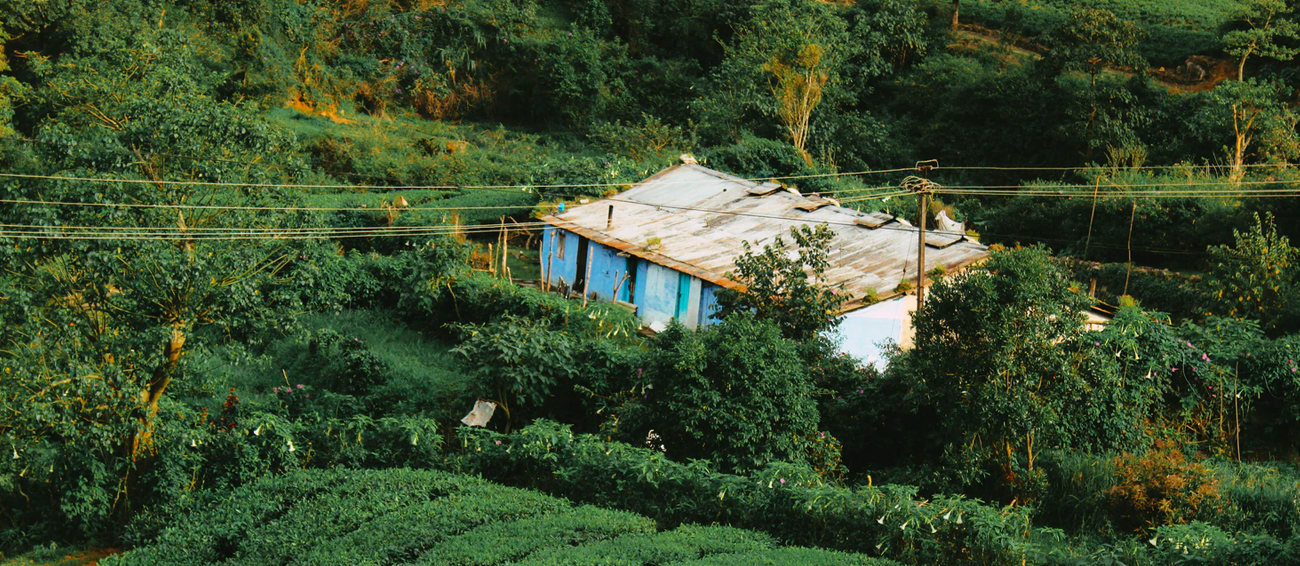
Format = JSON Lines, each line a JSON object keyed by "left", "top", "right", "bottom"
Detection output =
{"left": 188, "top": 310, "right": 470, "bottom": 420}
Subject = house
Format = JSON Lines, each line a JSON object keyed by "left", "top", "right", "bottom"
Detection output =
{"left": 538, "top": 162, "right": 990, "bottom": 366}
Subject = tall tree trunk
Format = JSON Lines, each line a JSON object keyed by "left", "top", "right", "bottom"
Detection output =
{"left": 1230, "top": 103, "right": 1256, "bottom": 184}
{"left": 129, "top": 325, "right": 185, "bottom": 460}
{"left": 952, "top": 0, "right": 960, "bottom": 31}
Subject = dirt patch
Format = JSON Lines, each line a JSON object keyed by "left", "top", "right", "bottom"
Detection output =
{"left": 1149, "top": 56, "right": 1236, "bottom": 93}
{"left": 2, "top": 547, "right": 120, "bottom": 566}
{"left": 952, "top": 25, "right": 1046, "bottom": 62}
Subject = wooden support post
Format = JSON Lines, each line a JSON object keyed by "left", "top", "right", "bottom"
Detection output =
{"left": 545, "top": 247, "right": 555, "bottom": 292}
{"left": 910, "top": 161, "right": 936, "bottom": 307}
{"left": 501, "top": 218, "right": 510, "bottom": 284}
{"left": 581, "top": 243, "right": 594, "bottom": 307}
{"left": 606, "top": 205, "right": 614, "bottom": 230}
{"left": 917, "top": 190, "right": 929, "bottom": 307}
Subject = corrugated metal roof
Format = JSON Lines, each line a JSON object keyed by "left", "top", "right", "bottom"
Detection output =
{"left": 541, "top": 164, "right": 989, "bottom": 311}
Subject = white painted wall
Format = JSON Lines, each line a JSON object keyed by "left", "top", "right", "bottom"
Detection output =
{"left": 835, "top": 294, "right": 918, "bottom": 371}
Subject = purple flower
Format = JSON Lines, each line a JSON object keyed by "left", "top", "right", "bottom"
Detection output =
{"left": 858, "top": 389, "right": 863, "bottom": 394}
{"left": 779, "top": 478, "right": 786, "bottom": 484}
{"left": 495, "top": 440, "right": 502, "bottom": 445}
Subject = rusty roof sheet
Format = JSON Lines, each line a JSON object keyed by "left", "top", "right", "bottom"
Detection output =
{"left": 541, "top": 164, "right": 989, "bottom": 308}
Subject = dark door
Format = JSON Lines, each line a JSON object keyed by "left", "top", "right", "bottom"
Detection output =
{"left": 573, "top": 236, "right": 590, "bottom": 292}
{"left": 621, "top": 256, "right": 637, "bottom": 303}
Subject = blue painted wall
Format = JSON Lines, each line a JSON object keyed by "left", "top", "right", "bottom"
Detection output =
{"left": 585, "top": 242, "right": 632, "bottom": 302}
{"left": 540, "top": 227, "right": 581, "bottom": 289}
{"left": 632, "top": 257, "right": 650, "bottom": 307}
{"left": 540, "top": 226, "right": 714, "bottom": 329}
{"left": 699, "top": 283, "right": 721, "bottom": 326}
{"left": 639, "top": 261, "right": 681, "bottom": 327}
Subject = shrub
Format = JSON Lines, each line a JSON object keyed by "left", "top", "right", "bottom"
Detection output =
{"left": 1108, "top": 440, "right": 1225, "bottom": 534}
{"left": 621, "top": 316, "right": 825, "bottom": 474}
{"left": 451, "top": 420, "right": 1044, "bottom": 566}
{"left": 426, "top": 274, "right": 640, "bottom": 339}
{"left": 450, "top": 316, "right": 581, "bottom": 427}
{"left": 306, "top": 328, "right": 390, "bottom": 396}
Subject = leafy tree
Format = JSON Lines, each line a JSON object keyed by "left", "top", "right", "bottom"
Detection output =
{"left": 0, "top": 240, "right": 288, "bottom": 535}
{"left": 1223, "top": 0, "right": 1300, "bottom": 81}
{"left": 695, "top": 0, "right": 852, "bottom": 156}
{"left": 1042, "top": 9, "right": 1149, "bottom": 159}
{"left": 900, "top": 247, "right": 1099, "bottom": 487}
{"left": 1207, "top": 213, "right": 1298, "bottom": 334}
{"left": 1044, "top": 8, "right": 1147, "bottom": 83}
{"left": 0, "top": 29, "right": 23, "bottom": 137}
{"left": 850, "top": 0, "right": 930, "bottom": 74}
{"left": 1189, "top": 79, "right": 1300, "bottom": 182}
{"left": 624, "top": 316, "right": 822, "bottom": 473}
{"left": 714, "top": 224, "right": 845, "bottom": 344}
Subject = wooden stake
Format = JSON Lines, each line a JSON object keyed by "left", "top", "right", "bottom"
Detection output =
{"left": 1123, "top": 200, "right": 1137, "bottom": 297}
{"left": 545, "top": 232, "right": 556, "bottom": 292}
{"left": 581, "top": 244, "right": 594, "bottom": 307}
{"left": 1235, "top": 363, "right": 1242, "bottom": 462}
{"left": 501, "top": 218, "right": 510, "bottom": 284}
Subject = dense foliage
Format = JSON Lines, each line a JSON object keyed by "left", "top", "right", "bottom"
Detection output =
{"left": 6, "top": 0, "right": 1300, "bottom": 562}
{"left": 108, "top": 467, "right": 899, "bottom": 566}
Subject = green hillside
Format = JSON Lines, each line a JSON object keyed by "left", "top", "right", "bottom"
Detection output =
{"left": 6, "top": 0, "right": 1300, "bottom": 564}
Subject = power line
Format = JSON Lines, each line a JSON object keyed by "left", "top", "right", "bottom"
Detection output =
{"left": 0, "top": 193, "right": 1206, "bottom": 256}
{"left": 0, "top": 222, "right": 545, "bottom": 241}
{"left": 934, "top": 178, "right": 1300, "bottom": 190}
{"left": 935, "top": 163, "right": 1292, "bottom": 172}
{"left": 0, "top": 166, "right": 919, "bottom": 193}
{"left": 0, "top": 219, "right": 543, "bottom": 231}
{"left": 0, "top": 197, "right": 537, "bottom": 212}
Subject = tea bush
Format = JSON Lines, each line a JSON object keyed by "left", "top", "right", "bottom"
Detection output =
{"left": 451, "top": 420, "right": 1045, "bottom": 565}
{"left": 107, "top": 468, "right": 900, "bottom": 566}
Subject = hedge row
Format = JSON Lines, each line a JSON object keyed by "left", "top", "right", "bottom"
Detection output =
{"left": 434, "top": 274, "right": 641, "bottom": 337}
{"left": 448, "top": 420, "right": 1043, "bottom": 566}
{"left": 106, "top": 468, "right": 899, "bottom": 566}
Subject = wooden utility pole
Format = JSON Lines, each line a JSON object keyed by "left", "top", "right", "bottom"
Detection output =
{"left": 907, "top": 161, "right": 938, "bottom": 307}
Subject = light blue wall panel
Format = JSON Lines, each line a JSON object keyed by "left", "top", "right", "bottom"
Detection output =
{"left": 585, "top": 242, "right": 632, "bottom": 302}
{"left": 632, "top": 258, "right": 649, "bottom": 307}
{"left": 639, "top": 262, "right": 680, "bottom": 328}
{"left": 698, "top": 283, "right": 722, "bottom": 326}
{"left": 540, "top": 227, "right": 581, "bottom": 289}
